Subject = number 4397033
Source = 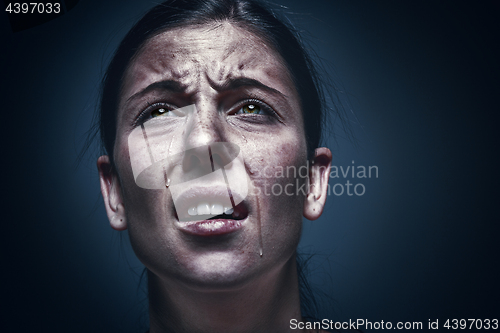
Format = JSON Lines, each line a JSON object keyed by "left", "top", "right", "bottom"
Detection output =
{"left": 6, "top": 3, "right": 61, "bottom": 14}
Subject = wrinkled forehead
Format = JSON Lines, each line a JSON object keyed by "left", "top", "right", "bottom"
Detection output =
{"left": 120, "top": 22, "right": 295, "bottom": 103}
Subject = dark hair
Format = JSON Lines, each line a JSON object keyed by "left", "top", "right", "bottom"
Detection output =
{"left": 99, "top": 0, "right": 326, "bottom": 163}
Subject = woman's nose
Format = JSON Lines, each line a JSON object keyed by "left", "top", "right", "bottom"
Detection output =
{"left": 180, "top": 143, "right": 241, "bottom": 183}
{"left": 181, "top": 103, "right": 227, "bottom": 174}
{"left": 182, "top": 102, "right": 223, "bottom": 148}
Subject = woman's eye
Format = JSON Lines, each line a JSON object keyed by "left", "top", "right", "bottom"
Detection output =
{"left": 235, "top": 103, "right": 269, "bottom": 115}
{"left": 241, "top": 104, "right": 261, "bottom": 114}
{"left": 138, "top": 103, "right": 186, "bottom": 124}
{"left": 151, "top": 107, "right": 170, "bottom": 117}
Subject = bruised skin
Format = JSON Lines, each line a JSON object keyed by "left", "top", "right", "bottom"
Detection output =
{"left": 114, "top": 22, "right": 308, "bottom": 289}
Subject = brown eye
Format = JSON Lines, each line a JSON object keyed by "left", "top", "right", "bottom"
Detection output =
{"left": 151, "top": 108, "right": 169, "bottom": 117}
{"left": 242, "top": 104, "right": 261, "bottom": 114}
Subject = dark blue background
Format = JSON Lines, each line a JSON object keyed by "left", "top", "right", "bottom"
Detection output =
{"left": 2, "top": 1, "right": 499, "bottom": 332}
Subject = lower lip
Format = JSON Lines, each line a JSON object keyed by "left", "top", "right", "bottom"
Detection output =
{"left": 177, "top": 218, "right": 244, "bottom": 236}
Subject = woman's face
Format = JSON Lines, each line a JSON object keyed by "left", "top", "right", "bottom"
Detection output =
{"left": 111, "top": 23, "right": 310, "bottom": 288}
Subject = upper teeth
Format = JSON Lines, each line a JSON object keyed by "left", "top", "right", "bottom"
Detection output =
{"left": 187, "top": 203, "right": 234, "bottom": 216}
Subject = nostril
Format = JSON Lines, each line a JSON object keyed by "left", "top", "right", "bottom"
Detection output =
{"left": 182, "top": 154, "right": 199, "bottom": 172}
{"left": 208, "top": 142, "right": 240, "bottom": 170}
{"left": 189, "top": 154, "right": 201, "bottom": 170}
{"left": 211, "top": 152, "right": 224, "bottom": 169}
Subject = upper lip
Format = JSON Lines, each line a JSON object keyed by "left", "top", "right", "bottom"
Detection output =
{"left": 171, "top": 184, "right": 248, "bottom": 222}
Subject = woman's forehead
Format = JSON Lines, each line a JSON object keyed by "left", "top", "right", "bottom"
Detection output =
{"left": 120, "top": 22, "right": 295, "bottom": 102}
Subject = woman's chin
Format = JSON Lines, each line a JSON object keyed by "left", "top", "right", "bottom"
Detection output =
{"left": 173, "top": 251, "right": 264, "bottom": 291}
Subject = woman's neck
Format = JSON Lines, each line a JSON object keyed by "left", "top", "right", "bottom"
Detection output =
{"left": 148, "top": 255, "right": 303, "bottom": 333}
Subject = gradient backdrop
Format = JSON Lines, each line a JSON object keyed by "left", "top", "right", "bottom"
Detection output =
{"left": 2, "top": 1, "right": 499, "bottom": 332}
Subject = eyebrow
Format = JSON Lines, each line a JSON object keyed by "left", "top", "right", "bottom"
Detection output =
{"left": 210, "top": 77, "right": 286, "bottom": 97}
{"left": 126, "top": 80, "right": 186, "bottom": 103}
{"left": 126, "top": 77, "right": 286, "bottom": 104}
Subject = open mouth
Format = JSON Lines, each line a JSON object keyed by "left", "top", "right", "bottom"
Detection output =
{"left": 174, "top": 201, "right": 248, "bottom": 222}
{"left": 169, "top": 179, "right": 249, "bottom": 236}
{"left": 174, "top": 201, "right": 249, "bottom": 236}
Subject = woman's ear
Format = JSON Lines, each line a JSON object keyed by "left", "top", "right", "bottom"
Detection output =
{"left": 303, "top": 147, "right": 332, "bottom": 221}
{"left": 97, "top": 155, "right": 127, "bottom": 230}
